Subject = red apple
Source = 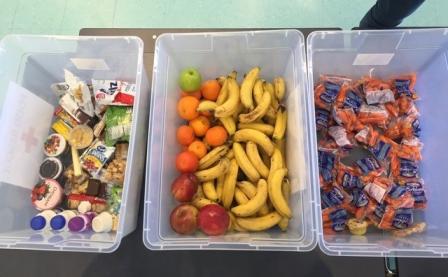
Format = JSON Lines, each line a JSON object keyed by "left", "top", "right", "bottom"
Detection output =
{"left": 170, "top": 204, "right": 199, "bottom": 235}
{"left": 198, "top": 204, "right": 230, "bottom": 236}
{"left": 171, "top": 173, "right": 198, "bottom": 202}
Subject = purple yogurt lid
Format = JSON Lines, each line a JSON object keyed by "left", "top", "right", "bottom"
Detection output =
{"left": 68, "top": 215, "right": 88, "bottom": 232}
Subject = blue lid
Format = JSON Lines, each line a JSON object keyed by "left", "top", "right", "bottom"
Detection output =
{"left": 50, "top": 215, "right": 66, "bottom": 230}
{"left": 30, "top": 216, "right": 46, "bottom": 230}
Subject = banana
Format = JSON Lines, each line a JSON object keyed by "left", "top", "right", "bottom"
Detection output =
{"left": 236, "top": 212, "right": 282, "bottom": 231}
{"left": 195, "top": 158, "right": 230, "bottom": 182}
{"left": 218, "top": 117, "right": 236, "bottom": 135}
{"left": 233, "top": 142, "right": 260, "bottom": 183}
{"left": 237, "top": 181, "right": 257, "bottom": 198}
{"left": 203, "top": 180, "right": 218, "bottom": 201}
{"left": 260, "top": 150, "right": 271, "bottom": 169}
{"left": 199, "top": 145, "right": 229, "bottom": 170}
{"left": 274, "top": 138, "right": 286, "bottom": 166}
{"left": 232, "top": 179, "right": 268, "bottom": 217}
{"left": 246, "top": 141, "right": 270, "bottom": 179}
{"left": 268, "top": 148, "right": 284, "bottom": 184}
{"left": 195, "top": 184, "right": 204, "bottom": 198}
{"left": 257, "top": 202, "right": 271, "bottom": 216}
{"left": 274, "top": 77, "right": 286, "bottom": 101}
{"left": 228, "top": 70, "right": 237, "bottom": 80}
{"left": 227, "top": 212, "right": 234, "bottom": 231}
{"left": 273, "top": 108, "right": 287, "bottom": 140}
{"left": 264, "top": 82, "right": 279, "bottom": 110}
{"left": 216, "top": 76, "right": 226, "bottom": 86}
{"left": 264, "top": 108, "right": 277, "bottom": 126}
{"left": 229, "top": 212, "right": 247, "bottom": 232}
{"left": 192, "top": 197, "right": 215, "bottom": 209}
{"left": 268, "top": 168, "right": 291, "bottom": 218}
{"left": 225, "top": 149, "right": 234, "bottom": 160}
{"left": 234, "top": 129, "right": 275, "bottom": 156}
{"left": 234, "top": 188, "right": 249, "bottom": 205}
{"left": 215, "top": 77, "right": 240, "bottom": 118}
{"left": 232, "top": 102, "right": 245, "bottom": 122}
{"left": 216, "top": 174, "right": 225, "bottom": 202}
{"left": 237, "top": 123, "right": 274, "bottom": 136}
{"left": 237, "top": 181, "right": 270, "bottom": 216}
{"left": 278, "top": 178, "right": 291, "bottom": 231}
{"left": 216, "top": 78, "right": 229, "bottom": 105}
{"left": 253, "top": 79, "right": 265, "bottom": 105}
{"left": 240, "top": 66, "right": 260, "bottom": 110}
{"left": 197, "top": 100, "right": 218, "bottom": 112}
{"left": 238, "top": 91, "right": 271, "bottom": 123}
{"left": 221, "top": 159, "right": 239, "bottom": 209}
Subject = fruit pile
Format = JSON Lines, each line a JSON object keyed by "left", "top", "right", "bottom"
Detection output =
{"left": 170, "top": 67, "right": 292, "bottom": 235}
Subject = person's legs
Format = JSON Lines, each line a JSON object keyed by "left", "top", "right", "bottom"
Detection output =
{"left": 359, "top": 0, "right": 425, "bottom": 29}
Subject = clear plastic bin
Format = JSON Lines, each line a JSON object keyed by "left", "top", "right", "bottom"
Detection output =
{"left": 0, "top": 35, "right": 149, "bottom": 252}
{"left": 144, "top": 30, "right": 317, "bottom": 251}
{"left": 307, "top": 29, "right": 448, "bottom": 257}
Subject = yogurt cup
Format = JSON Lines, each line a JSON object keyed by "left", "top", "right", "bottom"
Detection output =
{"left": 43, "top": 133, "right": 67, "bottom": 157}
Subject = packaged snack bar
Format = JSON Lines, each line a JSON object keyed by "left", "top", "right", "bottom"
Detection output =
{"left": 104, "top": 106, "right": 132, "bottom": 146}
{"left": 366, "top": 202, "right": 387, "bottom": 226}
{"left": 363, "top": 177, "right": 391, "bottom": 203}
{"left": 328, "top": 126, "right": 353, "bottom": 149}
{"left": 59, "top": 93, "right": 92, "bottom": 124}
{"left": 64, "top": 70, "right": 95, "bottom": 117}
{"left": 54, "top": 106, "right": 79, "bottom": 129}
{"left": 367, "top": 135, "right": 397, "bottom": 162}
{"left": 391, "top": 73, "right": 418, "bottom": 99}
{"left": 355, "top": 157, "right": 383, "bottom": 176}
{"left": 336, "top": 163, "right": 362, "bottom": 190}
{"left": 92, "top": 80, "right": 135, "bottom": 107}
{"left": 355, "top": 125, "right": 380, "bottom": 147}
{"left": 314, "top": 82, "right": 341, "bottom": 110}
{"left": 318, "top": 149, "right": 337, "bottom": 184}
{"left": 401, "top": 115, "right": 421, "bottom": 139}
{"left": 403, "top": 179, "right": 427, "bottom": 209}
{"left": 335, "top": 84, "right": 363, "bottom": 112}
{"left": 384, "top": 183, "right": 415, "bottom": 209}
{"left": 385, "top": 102, "right": 399, "bottom": 118}
{"left": 397, "top": 96, "right": 419, "bottom": 116}
{"left": 357, "top": 104, "right": 389, "bottom": 128}
{"left": 322, "top": 206, "right": 349, "bottom": 223}
{"left": 378, "top": 207, "right": 413, "bottom": 230}
{"left": 316, "top": 108, "right": 331, "bottom": 131}
{"left": 324, "top": 220, "right": 347, "bottom": 234}
{"left": 349, "top": 188, "right": 370, "bottom": 208}
{"left": 80, "top": 140, "right": 115, "bottom": 176}
{"left": 67, "top": 194, "right": 107, "bottom": 213}
{"left": 332, "top": 107, "right": 364, "bottom": 132}
{"left": 321, "top": 186, "right": 345, "bottom": 209}
{"left": 391, "top": 155, "right": 420, "bottom": 179}
{"left": 364, "top": 78, "right": 395, "bottom": 105}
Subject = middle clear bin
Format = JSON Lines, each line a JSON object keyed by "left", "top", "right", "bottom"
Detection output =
{"left": 144, "top": 30, "right": 318, "bottom": 251}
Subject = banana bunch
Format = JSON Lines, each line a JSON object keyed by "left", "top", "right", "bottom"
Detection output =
{"left": 193, "top": 67, "right": 291, "bottom": 232}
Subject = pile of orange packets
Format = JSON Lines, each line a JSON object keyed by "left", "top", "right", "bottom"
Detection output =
{"left": 315, "top": 73, "right": 427, "bottom": 237}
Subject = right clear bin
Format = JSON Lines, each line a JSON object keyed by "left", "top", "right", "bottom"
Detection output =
{"left": 307, "top": 29, "right": 448, "bottom": 257}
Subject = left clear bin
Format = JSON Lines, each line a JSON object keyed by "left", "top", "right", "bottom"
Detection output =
{"left": 0, "top": 35, "right": 149, "bottom": 252}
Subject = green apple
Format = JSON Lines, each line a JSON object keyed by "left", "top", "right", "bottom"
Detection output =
{"left": 178, "top": 67, "right": 202, "bottom": 92}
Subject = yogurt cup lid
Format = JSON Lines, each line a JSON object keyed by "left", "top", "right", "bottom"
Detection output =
{"left": 31, "top": 179, "right": 64, "bottom": 211}
{"left": 43, "top": 133, "right": 67, "bottom": 157}
{"left": 39, "top": 157, "right": 63, "bottom": 180}
{"left": 50, "top": 215, "right": 67, "bottom": 230}
{"left": 30, "top": 215, "right": 46, "bottom": 230}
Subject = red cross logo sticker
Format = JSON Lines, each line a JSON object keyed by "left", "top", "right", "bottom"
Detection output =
{"left": 21, "top": 127, "right": 38, "bottom": 153}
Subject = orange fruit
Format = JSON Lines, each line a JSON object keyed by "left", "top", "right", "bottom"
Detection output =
{"left": 177, "top": 96, "right": 200, "bottom": 120}
{"left": 176, "top": 125, "right": 196, "bottom": 146}
{"left": 189, "top": 116, "right": 210, "bottom": 137}
{"left": 205, "top": 126, "right": 228, "bottom": 147}
{"left": 188, "top": 140, "right": 208, "bottom": 159}
{"left": 181, "top": 90, "right": 201, "bottom": 100}
{"left": 201, "top": 80, "right": 221, "bottom": 101}
{"left": 175, "top": 151, "right": 199, "bottom": 173}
